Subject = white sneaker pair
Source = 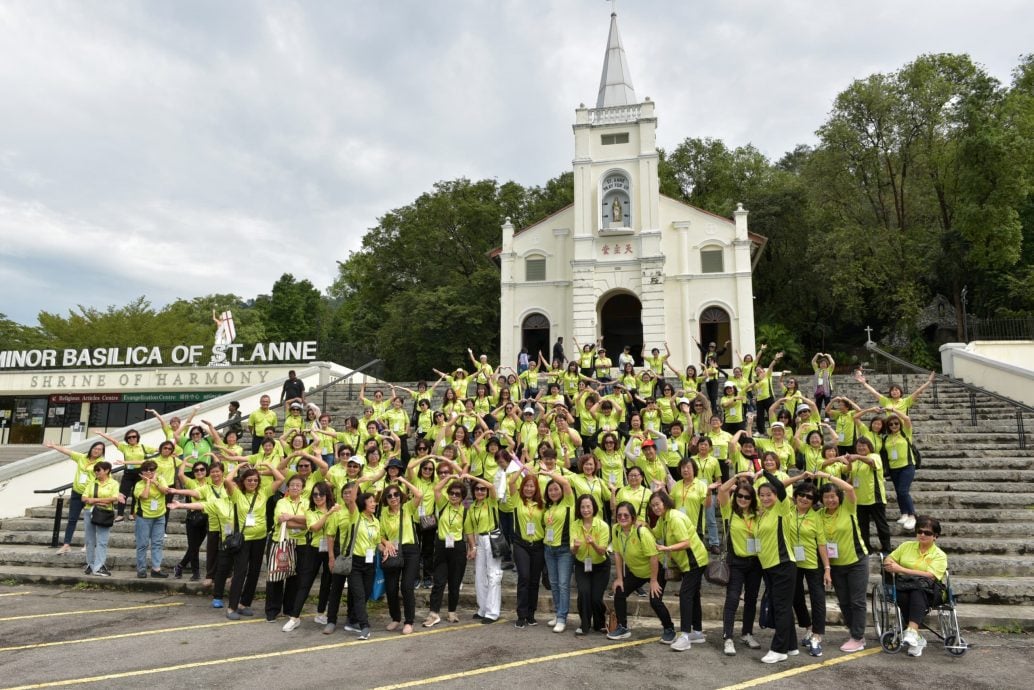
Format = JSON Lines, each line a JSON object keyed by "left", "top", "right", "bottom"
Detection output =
{"left": 896, "top": 515, "right": 909, "bottom": 525}
{"left": 902, "top": 515, "right": 916, "bottom": 531}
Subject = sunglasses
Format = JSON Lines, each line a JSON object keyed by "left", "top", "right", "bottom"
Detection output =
{"left": 736, "top": 494, "right": 752, "bottom": 500}
{"left": 916, "top": 529, "right": 936, "bottom": 537}
{"left": 616, "top": 513, "right": 632, "bottom": 520}
{"left": 796, "top": 494, "right": 815, "bottom": 501}
{"left": 311, "top": 492, "right": 324, "bottom": 498}
{"left": 448, "top": 492, "right": 463, "bottom": 498}
{"left": 474, "top": 486, "right": 488, "bottom": 492}
{"left": 126, "top": 436, "right": 139, "bottom": 440}
{"left": 386, "top": 493, "right": 401, "bottom": 499}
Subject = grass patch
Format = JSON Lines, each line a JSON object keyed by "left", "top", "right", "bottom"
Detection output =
{"left": 71, "top": 581, "right": 102, "bottom": 591}
{"left": 0, "top": 578, "right": 18, "bottom": 586}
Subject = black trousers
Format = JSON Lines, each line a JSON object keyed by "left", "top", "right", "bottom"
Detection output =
{"left": 512, "top": 540, "right": 544, "bottom": 620}
{"left": 574, "top": 558, "right": 610, "bottom": 632}
{"left": 896, "top": 588, "right": 932, "bottom": 626}
{"left": 429, "top": 539, "right": 467, "bottom": 614}
{"left": 614, "top": 568, "right": 673, "bottom": 629}
{"left": 765, "top": 561, "right": 798, "bottom": 653}
{"left": 347, "top": 557, "right": 376, "bottom": 629}
{"left": 229, "top": 539, "right": 266, "bottom": 610}
{"left": 212, "top": 540, "right": 234, "bottom": 599}
{"left": 265, "top": 572, "right": 299, "bottom": 621}
{"left": 178, "top": 520, "right": 208, "bottom": 573}
{"left": 755, "top": 398, "right": 772, "bottom": 434}
{"left": 793, "top": 566, "right": 827, "bottom": 634}
{"left": 325, "top": 571, "right": 350, "bottom": 626}
{"left": 857, "top": 503, "right": 892, "bottom": 554}
{"left": 290, "top": 544, "right": 329, "bottom": 617}
{"left": 385, "top": 544, "right": 421, "bottom": 624}
{"left": 205, "top": 530, "right": 220, "bottom": 580}
{"left": 419, "top": 524, "right": 437, "bottom": 579}
{"left": 676, "top": 566, "right": 706, "bottom": 633}
{"left": 723, "top": 555, "right": 762, "bottom": 638}
{"left": 831, "top": 556, "right": 869, "bottom": 640}
{"left": 116, "top": 468, "right": 140, "bottom": 516}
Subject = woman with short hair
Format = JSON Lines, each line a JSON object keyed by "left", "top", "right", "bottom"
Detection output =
{"left": 379, "top": 476, "right": 424, "bottom": 634}
{"left": 817, "top": 471, "right": 869, "bottom": 653}
{"left": 133, "top": 459, "right": 171, "bottom": 578}
{"left": 718, "top": 473, "right": 763, "bottom": 656}
{"left": 82, "top": 461, "right": 119, "bottom": 576}
{"left": 884, "top": 515, "right": 948, "bottom": 657}
{"left": 606, "top": 500, "right": 672, "bottom": 642}
{"left": 571, "top": 494, "right": 610, "bottom": 635}
{"left": 464, "top": 474, "right": 502, "bottom": 625}
{"left": 98, "top": 429, "right": 154, "bottom": 521}
{"left": 225, "top": 463, "right": 285, "bottom": 620}
{"left": 46, "top": 440, "right": 106, "bottom": 555}
{"left": 651, "top": 490, "right": 709, "bottom": 651}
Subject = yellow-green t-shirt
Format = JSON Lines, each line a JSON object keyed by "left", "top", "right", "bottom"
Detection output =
{"left": 822, "top": 498, "right": 868, "bottom": 567}
{"left": 543, "top": 494, "right": 574, "bottom": 547}
{"left": 653, "top": 509, "right": 709, "bottom": 572}
{"left": 274, "top": 496, "right": 309, "bottom": 545}
{"left": 436, "top": 502, "right": 466, "bottom": 542}
{"left": 790, "top": 508, "right": 825, "bottom": 570}
{"left": 571, "top": 517, "right": 611, "bottom": 565}
{"left": 672, "top": 478, "right": 708, "bottom": 532}
{"left": 721, "top": 500, "right": 759, "bottom": 559}
{"left": 70, "top": 452, "right": 100, "bottom": 494}
{"left": 614, "top": 485, "right": 650, "bottom": 523}
{"left": 133, "top": 478, "right": 168, "bottom": 519}
{"left": 231, "top": 487, "right": 271, "bottom": 541}
{"left": 756, "top": 498, "right": 795, "bottom": 569}
{"left": 380, "top": 501, "right": 419, "bottom": 546}
{"left": 612, "top": 523, "right": 658, "bottom": 579}
{"left": 464, "top": 498, "right": 500, "bottom": 536}
{"left": 508, "top": 496, "right": 545, "bottom": 543}
{"left": 888, "top": 541, "right": 947, "bottom": 581}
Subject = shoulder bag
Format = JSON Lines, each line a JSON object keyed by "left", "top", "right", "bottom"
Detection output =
{"left": 704, "top": 518, "right": 731, "bottom": 586}
{"left": 267, "top": 521, "right": 297, "bottom": 582}
{"left": 333, "top": 522, "right": 358, "bottom": 576}
{"left": 488, "top": 506, "right": 511, "bottom": 560}
{"left": 90, "top": 484, "right": 115, "bottom": 528}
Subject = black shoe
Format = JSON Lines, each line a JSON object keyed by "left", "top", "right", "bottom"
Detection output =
{"left": 635, "top": 587, "right": 646, "bottom": 597}
{"left": 98, "top": 566, "right": 112, "bottom": 577}
{"left": 708, "top": 544, "right": 721, "bottom": 555}
{"left": 472, "top": 613, "right": 483, "bottom": 620}
{"left": 84, "top": 565, "right": 93, "bottom": 575}
{"left": 514, "top": 618, "right": 527, "bottom": 629}
{"left": 190, "top": 572, "right": 200, "bottom": 581}
{"left": 481, "top": 617, "right": 497, "bottom": 624}
{"left": 150, "top": 570, "right": 169, "bottom": 579}
{"left": 527, "top": 617, "right": 539, "bottom": 626}
{"left": 174, "top": 564, "right": 183, "bottom": 579}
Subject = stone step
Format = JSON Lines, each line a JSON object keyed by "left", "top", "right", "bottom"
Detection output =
{"left": 885, "top": 492, "right": 1034, "bottom": 508}
{"left": 0, "top": 530, "right": 194, "bottom": 550}
{"left": 907, "top": 469, "right": 1034, "bottom": 482}
{"left": 916, "top": 453, "right": 1034, "bottom": 463}
{"left": 885, "top": 481, "right": 1032, "bottom": 494}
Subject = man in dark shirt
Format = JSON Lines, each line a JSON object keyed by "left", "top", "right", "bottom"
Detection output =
{"left": 280, "top": 370, "right": 305, "bottom": 402}
{"left": 552, "top": 337, "right": 566, "bottom": 365}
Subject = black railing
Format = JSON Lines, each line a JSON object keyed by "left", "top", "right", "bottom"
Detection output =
{"left": 970, "top": 316, "right": 1034, "bottom": 341}
{"left": 865, "top": 342, "right": 1034, "bottom": 449}
{"left": 31, "top": 358, "right": 384, "bottom": 548}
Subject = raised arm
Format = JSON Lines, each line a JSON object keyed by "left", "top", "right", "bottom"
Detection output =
{"left": 44, "top": 442, "right": 77, "bottom": 457}
{"left": 853, "top": 370, "right": 882, "bottom": 400}
{"left": 815, "top": 471, "right": 855, "bottom": 504}
{"left": 910, "top": 371, "right": 937, "bottom": 401}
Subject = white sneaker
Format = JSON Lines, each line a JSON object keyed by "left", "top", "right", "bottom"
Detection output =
{"left": 547, "top": 617, "right": 557, "bottom": 627}
{"left": 902, "top": 628, "right": 919, "bottom": 646}
{"left": 724, "top": 638, "right": 736, "bottom": 656}
{"left": 281, "top": 617, "right": 301, "bottom": 632}
{"left": 687, "top": 630, "right": 706, "bottom": 643}
{"left": 907, "top": 634, "right": 927, "bottom": 657}
{"left": 761, "top": 651, "right": 788, "bottom": 664}
{"left": 903, "top": 515, "right": 916, "bottom": 531}
{"left": 552, "top": 621, "right": 566, "bottom": 633}
{"left": 741, "top": 633, "right": 761, "bottom": 649}
{"left": 896, "top": 515, "right": 909, "bottom": 525}
{"left": 671, "top": 634, "right": 692, "bottom": 652}
{"left": 314, "top": 614, "right": 328, "bottom": 626}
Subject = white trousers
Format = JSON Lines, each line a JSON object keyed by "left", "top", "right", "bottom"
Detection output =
{"left": 474, "top": 534, "right": 503, "bottom": 620}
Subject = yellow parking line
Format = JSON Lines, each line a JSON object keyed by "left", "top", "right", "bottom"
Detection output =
{"left": 0, "top": 618, "right": 264, "bottom": 653}
{"left": 1, "top": 622, "right": 483, "bottom": 690}
{"left": 0, "top": 602, "right": 182, "bottom": 623}
{"left": 0, "top": 592, "right": 31, "bottom": 598}
{"left": 371, "top": 637, "right": 659, "bottom": 689}
{"left": 717, "top": 647, "right": 882, "bottom": 689}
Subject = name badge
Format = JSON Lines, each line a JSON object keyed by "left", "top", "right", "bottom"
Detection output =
{"left": 445, "top": 535, "right": 455, "bottom": 549}
{"left": 192, "top": 450, "right": 199, "bottom": 458}
{"left": 545, "top": 528, "right": 555, "bottom": 542}
{"left": 746, "top": 537, "right": 759, "bottom": 554}
{"left": 817, "top": 377, "right": 824, "bottom": 386}
{"left": 584, "top": 557, "right": 593, "bottom": 572}
{"left": 319, "top": 537, "right": 328, "bottom": 552}
{"left": 245, "top": 513, "right": 256, "bottom": 527}
{"left": 853, "top": 474, "right": 860, "bottom": 488}
{"left": 78, "top": 472, "right": 89, "bottom": 485}
{"left": 150, "top": 499, "right": 158, "bottom": 512}
{"left": 418, "top": 504, "right": 426, "bottom": 517}
{"left": 224, "top": 523, "right": 233, "bottom": 536}
{"left": 890, "top": 449, "right": 899, "bottom": 460}
{"left": 365, "top": 548, "right": 375, "bottom": 563}
{"left": 838, "top": 432, "right": 845, "bottom": 442}
{"left": 826, "top": 542, "right": 839, "bottom": 559}
{"left": 609, "top": 472, "right": 617, "bottom": 484}
{"left": 794, "top": 545, "right": 806, "bottom": 562}
{"left": 679, "top": 507, "right": 687, "bottom": 515}
{"left": 526, "top": 521, "right": 536, "bottom": 536}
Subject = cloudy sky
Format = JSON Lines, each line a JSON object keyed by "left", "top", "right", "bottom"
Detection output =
{"left": 1, "top": 0, "right": 1031, "bottom": 326}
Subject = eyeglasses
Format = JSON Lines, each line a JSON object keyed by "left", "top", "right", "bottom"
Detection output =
{"left": 616, "top": 513, "right": 632, "bottom": 520}
{"left": 297, "top": 464, "right": 311, "bottom": 470}
{"left": 916, "top": 529, "right": 936, "bottom": 537}
{"left": 386, "top": 493, "right": 401, "bottom": 499}
{"left": 126, "top": 436, "right": 139, "bottom": 440}
{"left": 736, "top": 494, "right": 752, "bottom": 500}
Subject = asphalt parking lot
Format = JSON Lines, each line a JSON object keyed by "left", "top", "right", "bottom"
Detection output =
{"left": 0, "top": 582, "right": 1030, "bottom": 689}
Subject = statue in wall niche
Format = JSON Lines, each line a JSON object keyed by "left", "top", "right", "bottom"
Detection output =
{"left": 611, "top": 197, "right": 623, "bottom": 227}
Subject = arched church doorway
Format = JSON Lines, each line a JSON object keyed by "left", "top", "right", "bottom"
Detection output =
{"left": 600, "top": 293, "right": 643, "bottom": 366}
{"left": 699, "top": 306, "right": 732, "bottom": 367}
{"left": 521, "top": 312, "right": 551, "bottom": 363}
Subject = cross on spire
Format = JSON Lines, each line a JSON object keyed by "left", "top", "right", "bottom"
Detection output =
{"left": 864, "top": 325, "right": 874, "bottom": 344}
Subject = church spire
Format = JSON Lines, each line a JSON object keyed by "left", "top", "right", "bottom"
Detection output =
{"left": 595, "top": 10, "right": 636, "bottom": 108}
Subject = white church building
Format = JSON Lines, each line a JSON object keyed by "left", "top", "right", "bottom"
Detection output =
{"left": 496, "top": 11, "right": 765, "bottom": 369}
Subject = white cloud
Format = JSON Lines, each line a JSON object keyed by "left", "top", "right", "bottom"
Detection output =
{"left": 0, "top": 0, "right": 1031, "bottom": 323}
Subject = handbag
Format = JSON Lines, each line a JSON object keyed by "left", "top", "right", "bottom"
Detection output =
{"left": 488, "top": 507, "right": 511, "bottom": 560}
{"left": 267, "top": 522, "right": 297, "bottom": 582}
{"left": 332, "top": 523, "right": 358, "bottom": 576}
{"left": 222, "top": 503, "right": 244, "bottom": 555}
{"left": 381, "top": 550, "right": 404, "bottom": 571}
{"left": 759, "top": 583, "right": 774, "bottom": 629}
{"left": 419, "top": 512, "right": 437, "bottom": 530}
{"left": 90, "top": 484, "right": 115, "bottom": 528}
{"left": 186, "top": 506, "right": 208, "bottom": 529}
{"left": 705, "top": 519, "right": 731, "bottom": 586}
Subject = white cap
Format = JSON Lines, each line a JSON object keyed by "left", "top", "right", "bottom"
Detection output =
{"left": 347, "top": 456, "right": 366, "bottom": 467}
{"left": 523, "top": 406, "right": 536, "bottom": 415}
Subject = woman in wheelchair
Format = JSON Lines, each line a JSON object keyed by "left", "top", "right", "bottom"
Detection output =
{"left": 883, "top": 516, "right": 947, "bottom": 657}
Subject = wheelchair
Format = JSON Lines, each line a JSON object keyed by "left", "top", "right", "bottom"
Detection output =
{"left": 871, "top": 557, "right": 967, "bottom": 656}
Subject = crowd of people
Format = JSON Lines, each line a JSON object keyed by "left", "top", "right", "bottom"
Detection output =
{"left": 46, "top": 341, "right": 946, "bottom": 660}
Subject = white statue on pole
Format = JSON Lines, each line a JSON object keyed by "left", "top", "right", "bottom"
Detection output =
{"left": 213, "top": 309, "right": 236, "bottom": 346}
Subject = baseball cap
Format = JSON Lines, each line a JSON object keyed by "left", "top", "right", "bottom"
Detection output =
{"left": 641, "top": 439, "right": 655, "bottom": 448}
{"left": 347, "top": 456, "right": 366, "bottom": 467}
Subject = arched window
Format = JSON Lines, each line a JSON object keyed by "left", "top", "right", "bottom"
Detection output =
{"left": 601, "top": 172, "right": 631, "bottom": 230}
{"left": 700, "top": 247, "right": 724, "bottom": 273}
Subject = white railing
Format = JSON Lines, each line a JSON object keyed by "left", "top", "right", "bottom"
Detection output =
{"left": 588, "top": 104, "right": 641, "bottom": 124}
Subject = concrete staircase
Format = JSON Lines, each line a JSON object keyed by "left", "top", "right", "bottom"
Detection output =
{"left": 0, "top": 373, "right": 1031, "bottom": 629}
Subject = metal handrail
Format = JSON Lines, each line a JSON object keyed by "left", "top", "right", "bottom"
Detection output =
{"left": 30, "top": 358, "right": 383, "bottom": 546}
{"left": 865, "top": 342, "right": 1033, "bottom": 448}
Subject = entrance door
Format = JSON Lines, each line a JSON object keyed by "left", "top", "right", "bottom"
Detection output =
{"left": 600, "top": 293, "right": 643, "bottom": 366}
{"left": 521, "top": 313, "right": 551, "bottom": 363}
{"left": 699, "top": 307, "right": 732, "bottom": 367}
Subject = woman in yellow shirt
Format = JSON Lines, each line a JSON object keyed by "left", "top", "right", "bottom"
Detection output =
{"left": 508, "top": 470, "right": 546, "bottom": 628}
{"left": 570, "top": 494, "right": 610, "bottom": 635}
{"left": 82, "top": 461, "right": 120, "bottom": 576}
{"left": 343, "top": 488, "right": 381, "bottom": 640}
{"left": 225, "top": 464, "right": 285, "bottom": 621}
{"left": 46, "top": 440, "right": 106, "bottom": 555}
{"left": 379, "top": 476, "right": 424, "bottom": 634}
{"left": 423, "top": 473, "right": 471, "bottom": 628}
{"left": 718, "top": 472, "right": 763, "bottom": 656}
{"left": 884, "top": 515, "right": 948, "bottom": 657}
{"left": 268, "top": 474, "right": 310, "bottom": 625}
{"left": 132, "top": 460, "right": 171, "bottom": 579}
